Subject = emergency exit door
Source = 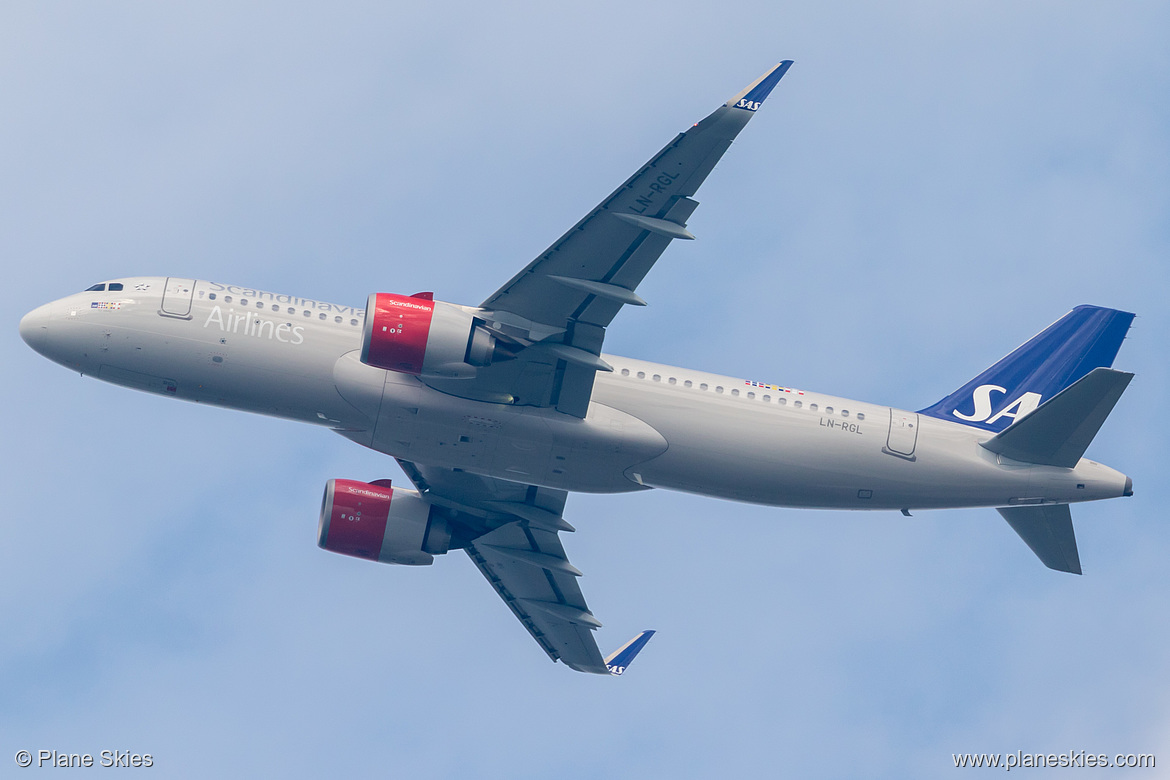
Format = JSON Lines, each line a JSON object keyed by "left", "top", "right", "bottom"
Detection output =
{"left": 884, "top": 409, "right": 919, "bottom": 460}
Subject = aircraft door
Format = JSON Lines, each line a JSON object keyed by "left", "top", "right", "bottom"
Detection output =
{"left": 160, "top": 277, "right": 196, "bottom": 319}
{"left": 883, "top": 409, "right": 919, "bottom": 460}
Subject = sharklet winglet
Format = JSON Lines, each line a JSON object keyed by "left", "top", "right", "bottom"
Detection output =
{"left": 604, "top": 629, "right": 656, "bottom": 676}
{"left": 725, "top": 61, "right": 794, "bottom": 111}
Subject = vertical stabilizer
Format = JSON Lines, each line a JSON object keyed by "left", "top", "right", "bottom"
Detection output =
{"left": 920, "top": 306, "right": 1134, "bottom": 433}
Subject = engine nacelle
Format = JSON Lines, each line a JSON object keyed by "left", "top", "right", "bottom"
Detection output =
{"left": 318, "top": 478, "right": 450, "bottom": 566}
{"left": 360, "top": 292, "right": 500, "bottom": 379}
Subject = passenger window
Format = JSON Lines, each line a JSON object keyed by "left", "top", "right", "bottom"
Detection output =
{"left": 747, "top": 391, "right": 755, "bottom": 399}
{"left": 668, "top": 377, "right": 676, "bottom": 385}
{"left": 652, "top": 374, "right": 661, "bottom": 382}
{"left": 779, "top": 397, "right": 787, "bottom": 405}
{"left": 224, "top": 295, "right": 233, "bottom": 303}
{"left": 208, "top": 293, "right": 217, "bottom": 300}
{"left": 684, "top": 380, "right": 693, "bottom": 388}
{"left": 85, "top": 284, "right": 106, "bottom": 292}
{"left": 350, "top": 319, "right": 358, "bottom": 326}
{"left": 794, "top": 400, "right": 802, "bottom": 408}
{"left": 319, "top": 313, "right": 326, "bottom": 320}
{"left": 303, "top": 310, "right": 311, "bottom": 317}
{"left": 810, "top": 403, "right": 818, "bottom": 412}
{"left": 730, "top": 389, "right": 739, "bottom": 396}
{"left": 256, "top": 301, "right": 264, "bottom": 309}
{"left": 857, "top": 412, "right": 866, "bottom": 421}
{"left": 621, "top": 368, "right": 630, "bottom": 376}
{"left": 841, "top": 410, "right": 849, "bottom": 417}
{"left": 241, "top": 299, "right": 249, "bottom": 306}
{"left": 637, "top": 371, "right": 645, "bottom": 379}
{"left": 334, "top": 316, "right": 342, "bottom": 323}
{"left": 108, "top": 283, "right": 123, "bottom": 291}
{"left": 700, "top": 383, "right": 708, "bottom": 391}
{"left": 715, "top": 386, "right": 724, "bottom": 394}
{"left": 763, "top": 395, "right": 771, "bottom": 402}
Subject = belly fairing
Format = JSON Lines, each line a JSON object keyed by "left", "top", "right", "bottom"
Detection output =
{"left": 356, "top": 375, "right": 668, "bottom": 493}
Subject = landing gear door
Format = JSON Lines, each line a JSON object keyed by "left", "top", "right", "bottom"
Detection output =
{"left": 160, "top": 277, "right": 196, "bottom": 319}
{"left": 883, "top": 409, "right": 919, "bottom": 460}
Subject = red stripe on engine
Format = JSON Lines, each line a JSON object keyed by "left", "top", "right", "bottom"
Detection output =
{"left": 365, "top": 292, "right": 435, "bottom": 374}
{"left": 323, "top": 479, "right": 393, "bottom": 561}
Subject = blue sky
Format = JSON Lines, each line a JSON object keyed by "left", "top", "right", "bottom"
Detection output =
{"left": 3, "top": 3, "right": 1168, "bottom": 777}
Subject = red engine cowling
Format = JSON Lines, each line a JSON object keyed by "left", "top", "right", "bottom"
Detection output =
{"left": 360, "top": 292, "right": 499, "bottom": 378}
{"left": 318, "top": 478, "right": 450, "bottom": 566}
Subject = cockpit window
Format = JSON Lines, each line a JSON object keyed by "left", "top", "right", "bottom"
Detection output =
{"left": 108, "top": 283, "right": 124, "bottom": 291}
{"left": 85, "top": 283, "right": 106, "bottom": 292}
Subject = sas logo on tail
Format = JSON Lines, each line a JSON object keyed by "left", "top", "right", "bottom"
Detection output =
{"left": 953, "top": 384, "right": 1042, "bottom": 425}
{"left": 735, "top": 99, "right": 763, "bottom": 111}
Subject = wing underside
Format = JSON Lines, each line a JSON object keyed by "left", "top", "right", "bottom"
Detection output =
{"left": 395, "top": 459, "right": 609, "bottom": 673}
{"left": 467, "top": 523, "right": 608, "bottom": 673}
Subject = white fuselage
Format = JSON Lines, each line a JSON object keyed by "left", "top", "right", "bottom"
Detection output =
{"left": 20, "top": 277, "right": 1130, "bottom": 511}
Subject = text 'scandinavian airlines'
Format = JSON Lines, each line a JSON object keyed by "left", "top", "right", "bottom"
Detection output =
{"left": 20, "top": 62, "right": 1135, "bottom": 675}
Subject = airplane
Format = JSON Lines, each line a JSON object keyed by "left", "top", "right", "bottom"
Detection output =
{"left": 19, "top": 61, "right": 1135, "bottom": 675}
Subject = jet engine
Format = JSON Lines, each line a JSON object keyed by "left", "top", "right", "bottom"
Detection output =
{"left": 360, "top": 292, "right": 507, "bottom": 379}
{"left": 318, "top": 478, "right": 450, "bottom": 566}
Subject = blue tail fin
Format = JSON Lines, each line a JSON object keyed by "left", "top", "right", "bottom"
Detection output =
{"left": 919, "top": 305, "right": 1134, "bottom": 433}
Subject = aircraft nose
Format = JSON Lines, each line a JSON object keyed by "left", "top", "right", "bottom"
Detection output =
{"left": 19, "top": 302, "right": 53, "bottom": 355}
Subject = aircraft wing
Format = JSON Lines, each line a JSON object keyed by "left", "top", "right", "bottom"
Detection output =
{"left": 422, "top": 62, "right": 793, "bottom": 417}
{"left": 395, "top": 459, "right": 611, "bottom": 673}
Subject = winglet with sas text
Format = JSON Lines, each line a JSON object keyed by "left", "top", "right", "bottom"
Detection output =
{"left": 604, "top": 630, "right": 656, "bottom": 676}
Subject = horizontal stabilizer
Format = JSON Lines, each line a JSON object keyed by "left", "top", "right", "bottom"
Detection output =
{"left": 981, "top": 368, "right": 1133, "bottom": 467}
{"left": 997, "top": 504, "right": 1081, "bottom": 574}
{"left": 604, "top": 630, "right": 655, "bottom": 676}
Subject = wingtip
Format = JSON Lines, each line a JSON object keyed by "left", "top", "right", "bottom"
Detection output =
{"left": 604, "top": 629, "right": 656, "bottom": 676}
{"left": 726, "top": 60, "right": 794, "bottom": 111}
